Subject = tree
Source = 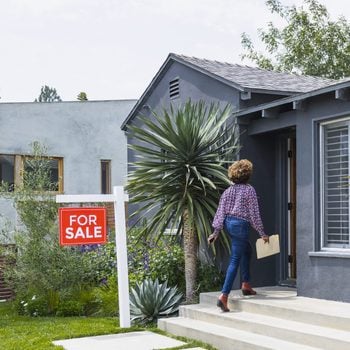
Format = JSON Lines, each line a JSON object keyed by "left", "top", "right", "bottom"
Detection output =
{"left": 126, "top": 100, "right": 239, "bottom": 301}
{"left": 77, "top": 92, "right": 88, "bottom": 101}
{"left": 241, "top": 0, "right": 350, "bottom": 79}
{"left": 35, "top": 85, "right": 62, "bottom": 102}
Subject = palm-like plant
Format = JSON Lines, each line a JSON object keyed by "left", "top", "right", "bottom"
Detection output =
{"left": 126, "top": 99, "right": 239, "bottom": 301}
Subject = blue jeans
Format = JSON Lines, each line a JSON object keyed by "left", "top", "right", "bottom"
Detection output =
{"left": 221, "top": 216, "right": 252, "bottom": 295}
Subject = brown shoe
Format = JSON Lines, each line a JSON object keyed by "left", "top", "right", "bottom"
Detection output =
{"left": 241, "top": 282, "right": 257, "bottom": 296}
{"left": 217, "top": 293, "right": 230, "bottom": 312}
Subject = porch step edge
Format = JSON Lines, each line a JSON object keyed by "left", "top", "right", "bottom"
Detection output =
{"left": 179, "top": 304, "right": 350, "bottom": 350}
{"left": 199, "top": 287, "right": 350, "bottom": 331}
{"left": 158, "top": 316, "right": 321, "bottom": 350}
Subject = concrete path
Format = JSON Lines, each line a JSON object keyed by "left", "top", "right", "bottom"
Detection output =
{"left": 53, "top": 331, "right": 188, "bottom": 350}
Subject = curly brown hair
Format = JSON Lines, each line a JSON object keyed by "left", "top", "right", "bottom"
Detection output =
{"left": 228, "top": 159, "right": 253, "bottom": 184}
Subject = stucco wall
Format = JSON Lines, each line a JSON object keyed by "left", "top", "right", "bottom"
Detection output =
{"left": 244, "top": 94, "right": 350, "bottom": 302}
{"left": 296, "top": 95, "right": 350, "bottom": 302}
{"left": 0, "top": 99, "right": 136, "bottom": 236}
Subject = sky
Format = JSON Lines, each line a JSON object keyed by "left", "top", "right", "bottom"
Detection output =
{"left": 1, "top": 0, "right": 350, "bottom": 103}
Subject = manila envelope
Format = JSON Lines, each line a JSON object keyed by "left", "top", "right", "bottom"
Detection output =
{"left": 256, "top": 234, "right": 280, "bottom": 259}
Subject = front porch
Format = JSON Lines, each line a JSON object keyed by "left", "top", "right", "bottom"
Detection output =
{"left": 159, "top": 286, "right": 350, "bottom": 350}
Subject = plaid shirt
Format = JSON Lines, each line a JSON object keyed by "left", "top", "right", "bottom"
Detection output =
{"left": 212, "top": 183, "right": 265, "bottom": 237}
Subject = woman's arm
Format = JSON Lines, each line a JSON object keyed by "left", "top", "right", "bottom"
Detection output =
{"left": 211, "top": 190, "right": 229, "bottom": 236}
{"left": 247, "top": 186, "right": 267, "bottom": 238}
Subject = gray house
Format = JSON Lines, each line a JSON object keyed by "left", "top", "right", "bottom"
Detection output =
{"left": 122, "top": 53, "right": 350, "bottom": 302}
{"left": 0, "top": 99, "right": 136, "bottom": 234}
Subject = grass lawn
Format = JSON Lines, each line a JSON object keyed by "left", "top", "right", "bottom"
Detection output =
{"left": 0, "top": 301, "right": 217, "bottom": 350}
{"left": 0, "top": 301, "right": 137, "bottom": 350}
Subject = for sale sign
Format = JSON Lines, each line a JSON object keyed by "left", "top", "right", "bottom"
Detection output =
{"left": 59, "top": 207, "right": 107, "bottom": 246}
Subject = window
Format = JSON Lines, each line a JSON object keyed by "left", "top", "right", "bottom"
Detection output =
{"left": 0, "top": 155, "right": 15, "bottom": 191}
{"left": 101, "top": 160, "right": 111, "bottom": 194}
{"left": 24, "top": 157, "right": 63, "bottom": 192}
{"left": 321, "top": 118, "right": 350, "bottom": 249}
{"left": 0, "top": 154, "right": 63, "bottom": 192}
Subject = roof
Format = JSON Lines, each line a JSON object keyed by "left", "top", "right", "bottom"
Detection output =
{"left": 234, "top": 78, "right": 350, "bottom": 118}
{"left": 172, "top": 54, "right": 336, "bottom": 95}
{"left": 121, "top": 53, "right": 339, "bottom": 130}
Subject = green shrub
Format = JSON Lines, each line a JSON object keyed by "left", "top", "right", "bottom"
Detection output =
{"left": 127, "top": 231, "right": 185, "bottom": 293}
{"left": 197, "top": 263, "right": 225, "bottom": 293}
{"left": 148, "top": 243, "right": 185, "bottom": 292}
{"left": 26, "top": 296, "right": 50, "bottom": 317}
{"left": 91, "top": 275, "right": 119, "bottom": 316}
{"left": 56, "top": 300, "right": 83, "bottom": 317}
{"left": 16, "top": 295, "right": 49, "bottom": 317}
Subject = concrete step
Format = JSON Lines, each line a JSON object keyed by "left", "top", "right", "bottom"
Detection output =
{"left": 179, "top": 304, "right": 350, "bottom": 350}
{"left": 200, "top": 287, "right": 350, "bottom": 331}
{"left": 158, "top": 316, "right": 320, "bottom": 350}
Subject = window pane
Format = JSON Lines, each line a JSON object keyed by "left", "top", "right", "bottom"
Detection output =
{"left": 0, "top": 155, "right": 15, "bottom": 191}
{"left": 323, "top": 122, "right": 349, "bottom": 248}
{"left": 48, "top": 159, "right": 59, "bottom": 190}
{"left": 101, "top": 160, "right": 111, "bottom": 194}
{"left": 24, "top": 157, "right": 60, "bottom": 191}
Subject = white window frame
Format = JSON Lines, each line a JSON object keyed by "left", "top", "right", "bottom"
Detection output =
{"left": 320, "top": 117, "right": 350, "bottom": 251}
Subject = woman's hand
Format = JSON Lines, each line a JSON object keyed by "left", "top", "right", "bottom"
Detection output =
{"left": 208, "top": 233, "right": 219, "bottom": 244}
{"left": 262, "top": 235, "right": 269, "bottom": 243}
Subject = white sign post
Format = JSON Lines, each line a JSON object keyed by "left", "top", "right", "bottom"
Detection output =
{"left": 56, "top": 185, "right": 131, "bottom": 328}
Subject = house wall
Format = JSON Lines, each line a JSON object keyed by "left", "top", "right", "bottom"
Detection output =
{"left": 243, "top": 94, "right": 350, "bottom": 302}
{"left": 296, "top": 95, "right": 350, "bottom": 302}
{"left": 0, "top": 99, "right": 136, "bottom": 237}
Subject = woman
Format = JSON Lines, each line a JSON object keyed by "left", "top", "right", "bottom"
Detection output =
{"left": 208, "top": 159, "right": 269, "bottom": 312}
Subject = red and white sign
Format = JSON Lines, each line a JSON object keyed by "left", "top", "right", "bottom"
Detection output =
{"left": 59, "top": 207, "right": 107, "bottom": 246}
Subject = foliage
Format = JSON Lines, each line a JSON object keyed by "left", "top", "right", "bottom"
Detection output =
{"left": 78, "top": 242, "right": 117, "bottom": 284}
{"left": 127, "top": 100, "right": 237, "bottom": 242}
{"left": 126, "top": 99, "right": 239, "bottom": 301}
{"left": 197, "top": 263, "right": 225, "bottom": 294}
{"left": 129, "top": 278, "right": 182, "bottom": 325}
{"left": 34, "top": 85, "right": 62, "bottom": 102}
{"left": 127, "top": 230, "right": 185, "bottom": 292}
{"left": 148, "top": 244, "right": 184, "bottom": 291}
{"left": 56, "top": 300, "right": 83, "bottom": 317}
{"left": 91, "top": 275, "right": 119, "bottom": 316}
{"left": 77, "top": 91, "right": 88, "bottom": 101}
{"left": 241, "top": 0, "right": 350, "bottom": 79}
{"left": 16, "top": 295, "right": 49, "bottom": 317}
{"left": 0, "top": 143, "right": 118, "bottom": 316}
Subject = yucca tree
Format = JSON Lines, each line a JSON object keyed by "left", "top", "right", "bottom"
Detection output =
{"left": 126, "top": 99, "right": 239, "bottom": 301}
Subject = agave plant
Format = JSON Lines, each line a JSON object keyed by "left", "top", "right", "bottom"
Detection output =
{"left": 129, "top": 278, "right": 183, "bottom": 324}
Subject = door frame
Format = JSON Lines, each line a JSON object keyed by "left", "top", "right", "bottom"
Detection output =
{"left": 276, "top": 131, "right": 297, "bottom": 285}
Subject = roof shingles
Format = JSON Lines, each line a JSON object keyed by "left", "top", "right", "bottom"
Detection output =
{"left": 172, "top": 53, "right": 337, "bottom": 94}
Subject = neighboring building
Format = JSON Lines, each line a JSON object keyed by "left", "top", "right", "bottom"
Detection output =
{"left": 0, "top": 99, "right": 136, "bottom": 236}
{"left": 122, "top": 53, "right": 350, "bottom": 302}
